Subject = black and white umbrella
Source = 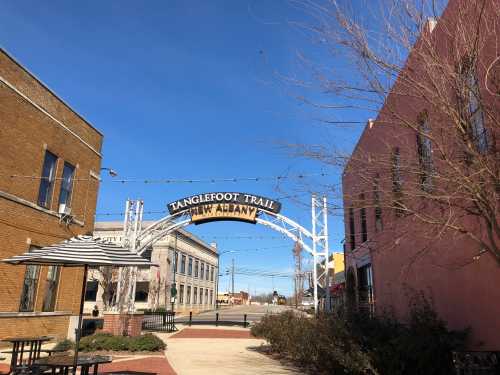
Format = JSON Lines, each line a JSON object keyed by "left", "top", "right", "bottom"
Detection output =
{"left": 2, "top": 235, "right": 155, "bottom": 373}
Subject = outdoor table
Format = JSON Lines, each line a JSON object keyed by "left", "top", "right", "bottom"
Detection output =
{"left": 34, "top": 355, "right": 111, "bottom": 375}
{"left": 1, "top": 336, "right": 53, "bottom": 374}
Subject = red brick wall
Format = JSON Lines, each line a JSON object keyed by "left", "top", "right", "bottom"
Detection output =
{"left": 102, "top": 314, "right": 144, "bottom": 337}
{"left": 343, "top": 0, "right": 500, "bottom": 349}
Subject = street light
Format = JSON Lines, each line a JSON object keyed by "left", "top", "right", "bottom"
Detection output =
{"left": 100, "top": 167, "right": 118, "bottom": 177}
{"left": 215, "top": 250, "right": 236, "bottom": 310}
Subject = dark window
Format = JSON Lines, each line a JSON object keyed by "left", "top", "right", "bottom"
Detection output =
{"left": 180, "top": 255, "right": 186, "bottom": 274}
{"left": 416, "top": 114, "right": 433, "bottom": 190}
{"left": 19, "top": 264, "right": 40, "bottom": 312}
{"left": 42, "top": 266, "right": 60, "bottom": 312}
{"left": 188, "top": 257, "right": 193, "bottom": 276}
{"left": 210, "top": 289, "right": 213, "bottom": 305}
{"left": 142, "top": 247, "right": 152, "bottom": 261}
{"left": 460, "top": 59, "right": 488, "bottom": 153}
{"left": 193, "top": 287, "right": 198, "bottom": 304}
{"left": 348, "top": 207, "right": 356, "bottom": 251}
{"left": 205, "top": 289, "right": 208, "bottom": 304}
{"left": 211, "top": 266, "right": 214, "bottom": 282}
{"left": 58, "top": 162, "right": 75, "bottom": 212}
{"left": 187, "top": 286, "right": 191, "bottom": 304}
{"left": 391, "top": 147, "right": 404, "bottom": 215}
{"left": 200, "top": 263, "right": 205, "bottom": 279}
{"left": 206, "top": 265, "right": 210, "bottom": 280}
{"left": 360, "top": 194, "right": 368, "bottom": 243}
{"left": 135, "top": 281, "right": 149, "bottom": 302}
{"left": 373, "top": 174, "right": 383, "bottom": 232}
{"left": 179, "top": 284, "right": 184, "bottom": 304}
{"left": 37, "top": 151, "right": 58, "bottom": 209}
{"left": 173, "top": 252, "right": 178, "bottom": 272}
{"left": 85, "top": 280, "right": 98, "bottom": 302}
{"left": 194, "top": 260, "right": 199, "bottom": 278}
{"left": 199, "top": 288, "right": 203, "bottom": 304}
{"left": 357, "top": 264, "right": 374, "bottom": 316}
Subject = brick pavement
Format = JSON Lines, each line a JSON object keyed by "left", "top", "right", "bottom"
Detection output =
{"left": 170, "top": 328, "right": 252, "bottom": 339}
{"left": 99, "top": 356, "right": 176, "bottom": 375}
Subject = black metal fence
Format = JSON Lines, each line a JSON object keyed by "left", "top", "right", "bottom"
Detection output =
{"left": 185, "top": 312, "right": 249, "bottom": 328}
{"left": 142, "top": 310, "right": 177, "bottom": 332}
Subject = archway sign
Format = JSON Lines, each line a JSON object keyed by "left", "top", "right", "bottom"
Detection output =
{"left": 121, "top": 192, "right": 330, "bottom": 313}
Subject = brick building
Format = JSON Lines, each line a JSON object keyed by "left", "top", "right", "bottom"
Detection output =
{"left": 343, "top": 0, "right": 499, "bottom": 349}
{"left": 0, "top": 49, "right": 103, "bottom": 341}
{"left": 86, "top": 221, "right": 218, "bottom": 314}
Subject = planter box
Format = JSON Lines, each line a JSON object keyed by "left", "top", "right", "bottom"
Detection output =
{"left": 102, "top": 312, "right": 144, "bottom": 337}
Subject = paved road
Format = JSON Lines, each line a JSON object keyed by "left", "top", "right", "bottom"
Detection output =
{"left": 175, "top": 304, "right": 291, "bottom": 325}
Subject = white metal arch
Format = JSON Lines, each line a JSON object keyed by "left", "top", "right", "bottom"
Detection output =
{"left": 126, "top": 195, "right": 330, "bottom": 313}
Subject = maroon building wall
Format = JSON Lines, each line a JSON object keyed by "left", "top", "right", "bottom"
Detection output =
{"left": 343, "top": 0, "right": 500, "bottom": 349}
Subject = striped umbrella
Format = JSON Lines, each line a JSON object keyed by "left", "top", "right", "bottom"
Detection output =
{"left": 2, "top": 235, "right": 156, "bottom": 374}
{"left": 2, "top": 235, "right": 152, "bottom": 267}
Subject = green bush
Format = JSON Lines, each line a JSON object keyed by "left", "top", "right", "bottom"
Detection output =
{"left": 78, "top": 333, "right": 165, "bottom": 352}
{"left": 252, "top": 297, "right": 468, "bottom": 375}
{"left": 129, "top": 334, "right": 166, "bottom": 352}
{"left": 53, "top": 339, "right": 74, "bottom": 352}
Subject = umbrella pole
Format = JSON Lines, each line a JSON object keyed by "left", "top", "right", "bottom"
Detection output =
{"left": 73, "top": 264, "right": 88, "bottom": 375}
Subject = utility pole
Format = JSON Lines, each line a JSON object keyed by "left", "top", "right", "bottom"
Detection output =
{"left": 231, "top": 258, "right": 235, "bottom": 300}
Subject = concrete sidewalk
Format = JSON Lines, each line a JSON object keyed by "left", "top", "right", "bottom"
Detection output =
{"left": 158, "top": 327, "right": 301, "bottom": 375}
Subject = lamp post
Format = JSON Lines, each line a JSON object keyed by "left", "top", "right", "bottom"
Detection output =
{"left": 215, "top": 250, "right": 236, "bottom": 310}
{"left": 100, "top": 167, "right": 118, "bottom": 177}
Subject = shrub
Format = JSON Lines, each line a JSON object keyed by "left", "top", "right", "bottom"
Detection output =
{"left": 78, "top": 333, "right": 165, "bottom": 352}
{"left": 53, "top": 339, "right": 74, "bottom": 352}
{"left": 252, "top": 297, "right": 467, "bottom": 375}
{"left": 129, "top": 334, "right": 166, "bottom": 352}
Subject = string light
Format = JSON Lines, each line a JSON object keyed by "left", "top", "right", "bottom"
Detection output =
{"left": 109, "top": 172, "right": 329, "bottom": 184}
{"left": 1, "top": 172, "right": 329, "bottom": 184}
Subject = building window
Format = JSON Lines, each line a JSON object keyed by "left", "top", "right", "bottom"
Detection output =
{"left": 199, "top": 288, "right": 204, "bottom": 304}
{"left": 210, "top": 289, "right": 213, "bottom": 305}
{"left": 360, "top": 194, "right": 368, "bottom": 243}
{"left": 187, "top": 286, "right": 191, "bottom": 304}
{"left": 37, "top": 150, "right": 58, "bottom": 209}
{"left": 19, "top": 264, "right": 41, "bottom": 312}
{"left": 173, "top": 252, "right": 179, "bottom": 273}
{"left": 194, "top": 260, "right": 199, "bottom": 278}
{"left": 179, "top": 284, "right": 184, "bottom": 304}
{"left": 210, "top": 266, "right": 214, "bottom": 282}
{"left": 373, "top": 174, "right": 383, "bottom": 232}
{"left": 391, "top": 147, "right": 404, "bottom": 215}
{"left": 205, "top": 289, "right": 208, "bottom": 305}
{"left": 348, "top": 207, "right": 356, "bottom": 251}
{"left": 85, "top": 280, "right": 98, "bottom": 302}
{"left": 357, "top": 264, "right": 374, "bottom": 316}
{"left": 188, "top": 257, "right": 193, "bottom": 276}
{"left": 206, "top": 265, "right": 210, "bottom": 280}
{"left": 135, "top": 281, "right": 149, "bottom": 303}
{"left": 416, "top": 113, "right": 433, "bottom": 191}
{"left": 58, "top": 162, "right": 75, "bottom": 212}
{"left": 193, "top": 287, "right": 198, "bottom": 304}
{"left": 200, "top": 263, "right": 205, "bottom": 279}
{"left": 180, "top": 255, "right": 186, "bottom": 274}
{"left": 460, "top": 58, "right": 488, "bottom": 153}
{"left": 42, "top": 266, "right": 60, "bottom": 312}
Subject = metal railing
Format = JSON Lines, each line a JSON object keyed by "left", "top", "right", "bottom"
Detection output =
{"left": 142, "top": 310, "right": 177, "bottom": 332}
{"left": 185, "top": 312, "right": 249, "bottom": 328}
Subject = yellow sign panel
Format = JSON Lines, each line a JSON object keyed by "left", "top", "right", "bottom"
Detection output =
{"left": 190, "top": 203, "right": 258, "bottom": 224}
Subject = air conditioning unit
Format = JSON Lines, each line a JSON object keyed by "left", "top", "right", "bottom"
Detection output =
{"left": 58, "top": 204, "right": 72, "bottom": 215}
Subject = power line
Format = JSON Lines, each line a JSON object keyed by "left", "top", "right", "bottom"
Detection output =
{"left": 108, "top": 172, "right": 329, "bottom": 184}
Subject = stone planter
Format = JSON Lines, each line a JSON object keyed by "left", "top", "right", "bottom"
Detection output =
{"left": 101, "top": 312, "right": 144, "bottom": 337}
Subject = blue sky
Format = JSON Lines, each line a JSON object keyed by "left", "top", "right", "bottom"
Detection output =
{"left": 1, "top": 0, "right": 368, "bottom": 296}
